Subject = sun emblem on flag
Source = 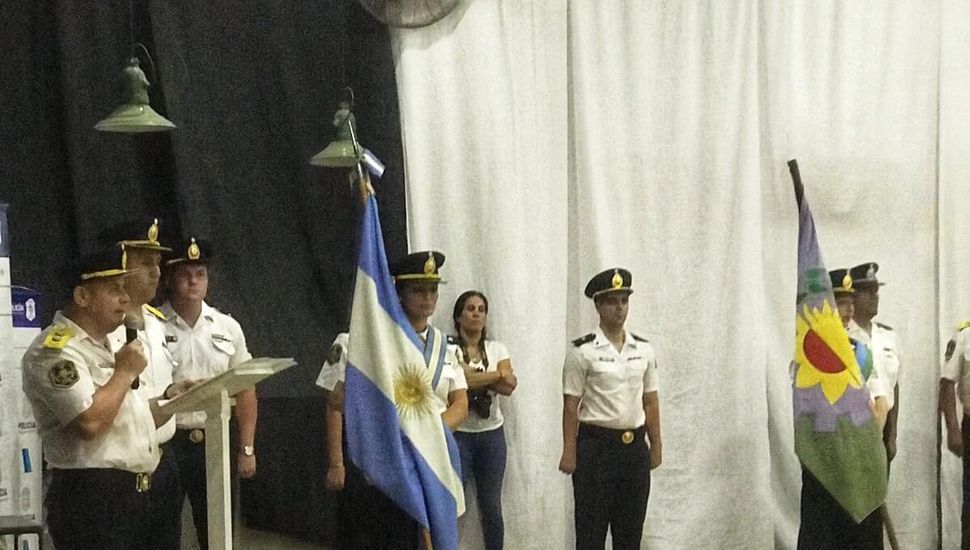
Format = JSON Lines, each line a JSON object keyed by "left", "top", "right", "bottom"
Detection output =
{"left": 794, "top": 300, "right": 863, "bottom": 404}
{"left": 393, "top": 363, "right": 436, "bottom": 418}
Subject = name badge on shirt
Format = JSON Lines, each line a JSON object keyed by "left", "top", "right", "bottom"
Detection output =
{"left": 212, "top": 334, "right": 232, "bottom": 343}
{"left": 596, "top": 357, "right": 615, "bottom": 362}
{"left": 165, "top": 335, "right": 178, "bottom": 343}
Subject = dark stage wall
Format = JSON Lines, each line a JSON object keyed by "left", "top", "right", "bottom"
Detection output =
{"left": 0, "top": 1, "right": 407, "bottom": 544}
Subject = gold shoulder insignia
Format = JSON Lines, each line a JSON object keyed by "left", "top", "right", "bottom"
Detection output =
{"left": 958, "top": 320, "right": 970, "bottom": 332}
{"left": 144, "top": 305, "right": 167, "bottom": 321}
{"left": 43, "top": 326, "right": 75, "bottom": 350}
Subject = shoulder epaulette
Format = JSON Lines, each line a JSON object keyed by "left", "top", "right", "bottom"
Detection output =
{"left": 42, "top": 325, "right": 75, "bottom": 350}
{"left": 631, "top": 333, "right": 649, "bottom": 343}
{"left": 958, "top": 320, "right": 970, "bottom": 332}
{"left": 874, "top": 321, "right": 893, "bottom": 331}
{"left": 144, "top": 304, "right": 167, "bottom": 321}
{"left": 447, "top": 335, "right": 459, "bottom": 345}
{"left": 572, "top": 333, "right": 595, "bottom": 347}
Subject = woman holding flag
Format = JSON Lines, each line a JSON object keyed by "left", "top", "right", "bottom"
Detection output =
{"left": 390, "top": 251, "right": 470, "bottom": 431}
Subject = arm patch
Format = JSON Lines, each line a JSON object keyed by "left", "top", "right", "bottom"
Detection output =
{"left": 49, "top": 360, "right": 79, "bottom": 388}
{"left": 946, "top": 339, "right": 957, "bottom": 361}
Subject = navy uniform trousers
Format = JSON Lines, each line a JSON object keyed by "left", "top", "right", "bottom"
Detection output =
{"left": 797, "top": 468, "right": 882, "bottom": 549}
{"left": 46, "top": 444, "right": 179, "bottom": 550}
{"left": 963, "top": 415, "right": 970, "bottom": 549}
{"left": 572, "top": 423, "right": 650, "bottom": 550}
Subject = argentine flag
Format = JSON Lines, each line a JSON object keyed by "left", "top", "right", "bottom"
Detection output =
{"left": 344, "top": 195, "right": 465, "bottom": 550}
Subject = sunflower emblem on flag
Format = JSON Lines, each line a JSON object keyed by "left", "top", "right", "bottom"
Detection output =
{"left": 794, "top": 300, "right": 863, "bottom": 404}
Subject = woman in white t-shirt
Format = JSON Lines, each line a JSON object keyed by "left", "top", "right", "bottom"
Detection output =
{"left": 453, "top": 291, "right": 517, "bottom": 550}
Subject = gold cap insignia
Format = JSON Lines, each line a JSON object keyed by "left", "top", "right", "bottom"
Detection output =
{"left": 842, "top": 273, "right": 852, "bottom": 290}
{"left": 147, "top": 218, "right": 160, "bottom": 243}
{"left": 611, "top": 270, "right": 623, "bottom": 289}
{"left": 187, "top": 238, "right": 200, "bottom": 260}
{"left": 423, "top": 252, "right": 436, "bottom": 276}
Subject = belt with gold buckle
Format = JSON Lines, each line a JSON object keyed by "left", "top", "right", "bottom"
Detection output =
{"left": 136, "top": 472, "right": 152, "bottom": 492}
{"left": 621, "top": 430, "right": 635, "bottom": 445}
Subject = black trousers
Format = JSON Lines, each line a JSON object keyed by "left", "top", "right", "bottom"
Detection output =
{"left": 338, "top": 461, "right": 421, "bottom": 550}
{"left": 962, "top": 415, "right": 970, "bottom": 550}
{"left": 173, "top": 429, "right": 211, "bottom": 549}
{"left": 172, "top": 428, "right": 242, "bottom": 550}
{"left": 572, "top": 423, "right": 650, "bottom": 550}
{"left": 796, "top": 467, "right": 882, "bottom": 550}
{"left": 148, "top": 441, "right": 183, "bottom": 550}
{"left": 47, "top": 468, "right": 153, "bottom": 550}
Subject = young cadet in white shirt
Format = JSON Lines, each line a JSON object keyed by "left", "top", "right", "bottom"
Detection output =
{"left": 559, "top": 268, "right": 662, "bottom": 550}
{"left": 941, "top": 318, "right": 970, "bottom": 549}
{"left": 100, "top": 218, "right": 184, "bottom": 550}
{"left": 21, "top": 247, "right": 176, "bottom": 550}
{"left": 847, "top": 261, "right": 902, "bottom": 462}
{"left": 159, "top": 237, "right": 257, "bottom": 550}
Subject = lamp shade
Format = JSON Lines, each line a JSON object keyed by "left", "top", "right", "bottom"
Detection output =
{"left": 310, "top": 102, "right": 362, "bottom": 167}
{"left": 95, "top": 57, "right": 176, "bottom": 133}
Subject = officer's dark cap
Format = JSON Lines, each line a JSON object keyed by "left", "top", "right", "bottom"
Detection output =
{"left": 585, "top": 268, "right": 633, "bottom": 299}
{"left": 828, "top": 268, "right": 854, "bottom": 297}
{"left": 848, "top": 262, "right": 884, "bottom": 289}
{"left": 390, "top": 251, "right": 447, "bottom": 283}
{"left": 73, "top": 246, "right": 132, "bottom": 286}
{"left": 165, "top": 237, "right": 212, "bottom": 266}
{"left": 97, "top": 217, "right": 172, "bottom": 252}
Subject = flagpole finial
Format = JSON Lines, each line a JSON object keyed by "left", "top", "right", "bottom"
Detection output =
{"left": 788, "top": 159, "right": 804, "bottom": 208}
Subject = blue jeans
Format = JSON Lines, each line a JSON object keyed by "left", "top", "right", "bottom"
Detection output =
{"left": 455, "top": 427, "right": 507, "bottom": 550}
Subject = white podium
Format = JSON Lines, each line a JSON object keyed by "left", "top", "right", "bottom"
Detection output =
{"left": 159, "top": 357, "right": 296, "bottom": 550}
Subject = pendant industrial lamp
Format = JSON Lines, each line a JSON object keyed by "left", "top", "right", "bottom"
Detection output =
{"left": 310, "top": 87, "right": 385, "bottom": 181}
{"left": 95, "top": 2, "right": 175, "bottom": 133}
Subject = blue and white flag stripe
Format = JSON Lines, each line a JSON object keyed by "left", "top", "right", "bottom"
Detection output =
{"left": 344, "top": 195, "right": 465, "bottom": 550}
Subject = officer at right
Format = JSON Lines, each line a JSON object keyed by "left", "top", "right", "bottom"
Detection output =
{"left": 940, "top": 317, "right": 970, "bottom": 548}
{"left": 559, "top": 267, "right": 662, "bottom": 550}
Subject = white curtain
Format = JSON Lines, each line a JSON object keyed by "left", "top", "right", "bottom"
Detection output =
{"left": 392, "top": 1, "right": 967, "bottom": 548}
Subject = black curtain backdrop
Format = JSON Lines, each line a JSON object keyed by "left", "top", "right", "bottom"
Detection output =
{"left": 1, "top": 1, "right": 407, "bottom": 544}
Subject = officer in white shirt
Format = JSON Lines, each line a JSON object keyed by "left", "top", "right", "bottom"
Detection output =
{"left": 99, "top": 218, "right": 184, "bottom": 550}
{"left": 559, "top": 268, "right": 662, "bottom": 550}
{"left": 941, "top": 319, "right": 970, "bottom": 548}
{"left": 159, "top": 237, "right": 257, "bottom": 550}
{"left": 847, "top": 262, "right": 901, "bottom": 461}
{"left": 21, "top": 247, "right": 172, "bottom": 550}
{"left": 316, "top": 331, "right": 349, "bottom": 491}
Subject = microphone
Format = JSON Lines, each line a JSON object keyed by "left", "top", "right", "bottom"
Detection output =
{"left": 123, "top": 316, "right": 143, "bottom": 390}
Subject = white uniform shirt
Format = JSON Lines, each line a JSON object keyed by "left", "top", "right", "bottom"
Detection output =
{"left": 316, "top": 332, "right": 349, "bottom": 392}
{"left": 159, "top": 301, "right": 253, "bottom": 429}
{"left": 322, "top": 327, "right": 467, "bottom": 408}
{"left": 942, "top": 324, "right": 970, "bottom": 409}
{"left": 456, "top": 339, "right": 510, "bottom": 434}
{"left": 848, "top": 320, "right": 901, "bottom": 409}
{"left": 562, "top": 328, "right": 659, "bottom": 430}
{"left": 108, "top": 305, "right": 176, "bottom": 442}
{"left": 21, "top": 311, "right": 161, "bottom": 472}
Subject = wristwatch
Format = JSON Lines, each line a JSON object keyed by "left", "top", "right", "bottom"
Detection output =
{"left": 241, "top": 445, "right": 255, "bottom": 457}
